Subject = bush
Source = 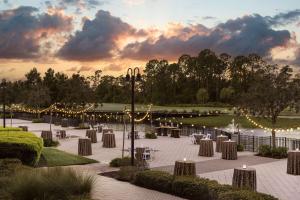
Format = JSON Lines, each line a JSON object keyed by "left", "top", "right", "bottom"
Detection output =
{"left": 145, "top": 132, "right": 157, "bottom": 139}
{"left": 7, "top": 167, "right": 95, "bottom": 200}
{"left": 258, "top": 145, "right": 288, "bottom": 159}
{"left": 0, "top": 131, "right": 43, "bottom": 166}
{"left": 218, "top": 190, "right": 278, "bottom": 200}
{"left": 0, "top": 159, "right": 30, "bottom": 177}
{"left": 0, "top": 127, "right": 22, "bottom": 131}
{"left": 237, "top": 144, "right": 244, "bottom": 152}
{"left": 134, "top": 170, "right": 173, "bottom": 193}
{"left": 43, "top": 139, "right": 59, "bottom": 147}
{"left": 258, "top": 145, "right": 272, "bottom": 157}
{"left": 110, "top": 157, "right": 133, "bottom": 167}
{"left": 117, "top": 166, "right": 139, "bottom": 182}
{"left": 32, "top": 118, "right": 44, "bottom": 123}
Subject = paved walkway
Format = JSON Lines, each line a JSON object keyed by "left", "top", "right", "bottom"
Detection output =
{"left": 154, "top": 155, "right": 277, "bottom": 174}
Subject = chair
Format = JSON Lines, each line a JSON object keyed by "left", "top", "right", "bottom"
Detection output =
{"left": 190, "top": 134, "right": 196, "bottom": 144}
{"left": 206, "top": 134, "right": 211, "bottom": 139}
{"left": 143, "top": 150, "right": 151, "bottom": 161}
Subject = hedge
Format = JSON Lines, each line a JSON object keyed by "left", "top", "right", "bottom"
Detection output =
{"left": 0, "top": 127, "right": 22, "bottom": 131}
{"left": 134, "top": 170, "right": 277, "bottom": 200}
{"left": 0, "top": 131, "right": 43, "bottom": 166}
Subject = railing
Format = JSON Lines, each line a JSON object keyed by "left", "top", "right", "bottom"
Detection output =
{"left": 231, "top": 134, "right": 300, "bottom": 152}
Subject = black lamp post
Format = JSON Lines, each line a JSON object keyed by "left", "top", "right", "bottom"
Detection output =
{"left": 1, "top": 79, "right": 6, "bottom": 128}
{"left": 126, "top": 67, "right": 141, "bottom": 166}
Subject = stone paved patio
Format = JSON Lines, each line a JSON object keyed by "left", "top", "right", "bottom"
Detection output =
{"left": 4, "top": 119, "right": 300, "bottom": 200}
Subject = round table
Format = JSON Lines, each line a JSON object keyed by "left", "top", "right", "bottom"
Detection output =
{"left": 78, "top": 138, "right": 92, "bottom": 156}
{"left": 135, "top": 147, "right": 146, "bottom": 161}
{"left": 161, "top": 126, "right": 170, "bottom": 136}
{"left": 287, "top": 150, "right": 300, "bottom": 175}
{"left": 198, "top": 139, "right": 214, "bottom": 157}
{"left": 232, "top": 167, "right": 256, "bottom": 191}
{"left": 173, "top": 160, "right": 196, "bottom": 176}
{"left": 155, "top": 127, "right": 162, "bottom": 136}
{"left": 61, "top": 118, "right": 69, "bottom": 127}
{"left": 222, "top": 140, "right": 237, "bottom": 160}
{"left": 171, "top": 129, "right": 181, "bottom": 138}
{"left": 86, "top": 130, "right": 97, "bottom": 143}
{"left": 41, "top": 131, "right": 52, "bottom": 141}
{"left": 102, "top": 128, "right": 113, "bottom": 141}
{"left": 216, "top": 135, "right": 228, "bottom": 152}
{"left": 194, "top": 134, "right": 204, "bottom": 144}
{"left": 18, "top": 126, "right": 28, "bottom": 131}
{"left": 103, "top": 133, "right": 116, "bottom": 148}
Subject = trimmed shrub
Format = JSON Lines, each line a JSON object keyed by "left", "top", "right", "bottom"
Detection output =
{"left": 7, "top": 167, "right": 95, "bottom": 200}
{"left": 258, "top": 145, "right": 288, "bottom": 159}
{"left": 43, "top": 139, "right": 59, "bottom": 147}
{"left": 110, "top": 157, "right": 133, "bottom": 167}
{"left": 145, "top": 132, "right": 157, "bottom": 139}
{"left": 134, "top": 170, "right": 173, "bottom": 193}
{"left": 117, "top": 166, "right": 139, "bottom": 182}
{"left": 258, "top": 145, "right": 272, "bottom": 157}
{"left": 172, "top": 176, "right": 211, "bottom": 200}
{"left": 218, "top": 190, "right": 278, "bottom": 200}
{"left": 237, "top": 144, "right": 244, "bottom": 152}
{"left": 32, "top": 118, "right": 44, "bottom": 123}
{"left": 0, "top": 127, "right": 22, "bottom": 131}
{"left": 0, "top": 131, "right": 43, "bottom": 166}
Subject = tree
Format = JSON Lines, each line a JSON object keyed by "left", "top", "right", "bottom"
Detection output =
{"left": 239, "top": 65, "right": 299, "bottom": 147}
{"left": 220, "top": 87, "right": 235, "bottom": 103}
{"left": 196, "top": 88, "right": 209, "bottom": 104}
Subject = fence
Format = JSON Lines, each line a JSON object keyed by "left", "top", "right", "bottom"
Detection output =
{"left": 231, "top": 134, "right": 300, "bottom": 152}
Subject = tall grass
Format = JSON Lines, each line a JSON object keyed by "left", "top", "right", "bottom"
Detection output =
{"left": 7, "top": 167, "right": 95, "bottom": 200}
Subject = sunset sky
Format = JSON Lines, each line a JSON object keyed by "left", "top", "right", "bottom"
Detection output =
{"left": 0, "top": 0, "right": 300, "bottom": 80}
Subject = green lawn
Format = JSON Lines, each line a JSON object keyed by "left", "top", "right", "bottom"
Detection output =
{"left": 165, "top": 115, "right": 300, "bottom": 129}
{"left": 41, "top": 148, "right": 98, "bottom": 167}
{"left": 94, "top": 103, "right": 232, "bottom": 113}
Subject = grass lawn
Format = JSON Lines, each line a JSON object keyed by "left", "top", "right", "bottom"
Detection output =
{"left": 41, "top": 148, "right": 98, "bottom": 167}
{"left": 166, "top": 115, "right": 300, "bottom": 129}
{"left": 94, "top": 103, "right": 232, "bottom": 113}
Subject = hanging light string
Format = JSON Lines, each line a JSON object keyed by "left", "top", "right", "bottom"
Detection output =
{"left": 243, "top": 112, "right": 300, "bottom": 133}
{"left": 125, "top": 104, "right": 152, "bottom": 122}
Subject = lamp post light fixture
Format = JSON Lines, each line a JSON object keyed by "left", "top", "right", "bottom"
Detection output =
{"left": 1, "top": 79, "right": 7, "bottom": 128}
{"left": 126, "top": 67, "right": 141, "bottom": 166}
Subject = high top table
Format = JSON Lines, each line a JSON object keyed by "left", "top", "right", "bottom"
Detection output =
{"left": 222, "top": 140, "right": 237, "bottom": 160}
{"left": 232, "top": 167, "right": 256, "bottom": 191}
{"left": 174, "top": 160, "right": 196, "bottom": 176}
{"left": 102, "top": 128, "right": 114, "bottom": 141}
{"left": 41, "top": 131, "right": 52, "bottom": 141}
{"left": 287, "top": 150, "right": 300, "bottom": 175}
{"left": 86, "top": 130, "right": 97, "bottom": 143}
{"left": 103, "top": 133, "right": 116, "bottom": 148}
{"left": 216, "top": 135, "right": 228, "bottom": 152}
{"left": 171, "top": 129, "right": 181, "bottom": 138}
{"left": 198, "top": 139, "right": 214, "bottom": 157}
{"left": 78, "top": 138, "right": 92, "bottom": 156}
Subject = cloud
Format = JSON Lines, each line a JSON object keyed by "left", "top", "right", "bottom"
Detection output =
{"left": 202, "top": 16, "right": 217, "bottom": 20}
{"left": 123, "top": 0, "right": 145, "bottom": 6}
{"left": 78, "top": 66, "right": 94, "bottom": 71}
{"left": 0, "top": 6, "right": 73, "bottom": 59}
{"left": 58, "top": 0, "right": 106, "bottom": 12}
{"left": 66, "top": 66, "right": 78, "bottom": 71}
{"left": 121, "top": 11, "right": 300, "bottom": 60}
{"left": 103, "top": 63, "right": 123, "bottom": 71}
{"left": 58, "top": 10, "right": 142, "bottom": 61}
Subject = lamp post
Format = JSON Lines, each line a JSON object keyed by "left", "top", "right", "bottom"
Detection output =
{"left": 1, "top": 79, "right": 6, "bottom": 128}
{"left": 126, "top": 67, "right": 141, "bottom": 166}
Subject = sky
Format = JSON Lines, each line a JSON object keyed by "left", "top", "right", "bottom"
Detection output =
{"left": 0, "top": 0, "right": 300, "bottom": 80}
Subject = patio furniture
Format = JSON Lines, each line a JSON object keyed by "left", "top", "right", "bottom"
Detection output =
{"left": 287, "top": 150, "right": 300, "bottom": 175}
{"left": 222, "top": 140, "right": 237, "bottom": 160}
{"left": 198, "top": 139, "right": 214, "bottom": 157}
{"left": 193, "top": 134, "right": 205, "bottom": 144}
{"left": 103, "top": 133, "right": 116, "bottom": 148}
{"left": 59, "top": 130, "right": 66, "bottom": 139}
{"left": 102, "top": 128, "right": 113, "bottom": 141}
{"left": 41, "top": 131, "right": 52, "bottom": 141}
{"left": 128, "top": 130, "right": 140, "bottom": 139}
{"left": 171, "top": 129, "right": 181, "bottom": 138}
{"left": 142, "top": 149, "right": 151, "bottom": 160}
{"left": 78, "top": 138, "right": 92, "bottom": 156}
{"left": 216, "top": 135, "right": 228, "bottom": 152}
{"left": 18, "top": 126, "right": 28, "bottom": 131}
{"left": 86, "top": 130, "right": 97, "bottom": 143}
{"left": 174, "top": 160, "right": 196, "bottom": 176}
{"left": 232, "top": 167, "right": 256, "bottom": 191}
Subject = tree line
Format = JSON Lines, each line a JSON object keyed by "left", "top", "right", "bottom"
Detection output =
{"left": 1, "top": 49, "right": 300, "bottom": 110}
